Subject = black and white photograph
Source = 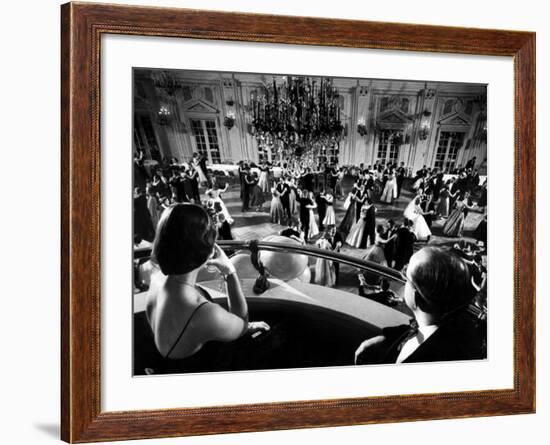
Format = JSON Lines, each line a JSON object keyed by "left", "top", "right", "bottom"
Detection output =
{"left": 132, "top": 68, "right": 488, "bottom": 376}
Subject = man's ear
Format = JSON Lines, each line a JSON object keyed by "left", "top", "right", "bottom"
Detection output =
{"left": 411, "top": 292, "right": 419, "bottom": 311}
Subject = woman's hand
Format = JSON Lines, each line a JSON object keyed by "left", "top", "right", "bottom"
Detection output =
{"left": 206, "top": 244, "right": 236, "bottom": 276}
{"left": 247, "top": 321, "right": 271, "bottom": 336}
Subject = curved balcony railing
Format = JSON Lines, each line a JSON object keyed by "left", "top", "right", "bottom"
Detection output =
{"left": 134, "top": 240, "right": 486, "bottom": 320}
{"left": 134, "top": 239, "right": 406, "bottom": 284}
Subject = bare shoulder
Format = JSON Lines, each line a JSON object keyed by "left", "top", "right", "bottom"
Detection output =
{"left": 194, "top": 302, "right": 247, "bottom": 343}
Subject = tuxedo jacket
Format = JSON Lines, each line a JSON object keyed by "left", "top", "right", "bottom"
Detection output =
{"left": 328, "top": 232, "right": 344, "bottom": 250}
{"left": 356, "top": 309, "right": 486, "bottom": 365}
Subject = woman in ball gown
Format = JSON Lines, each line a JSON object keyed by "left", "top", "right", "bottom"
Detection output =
{"left": 238, "top": 162, "right": 247, "bottom": 201}
{"left": 412, "top": 173, "right": 425, "bottom": 192}
{"left": 443, "top": 192, "right": 474, "bottom": 237}
{"left": 288, "top": 177, "right": 299, "bottom": 217}
{"left": 339, "top": 190, "right": 357, "bottom": 234}
{"left": 314, "top": 234, "right": 336, "bottom": 287}
{"left": 362, "top": 225, "right": 395, "bottom": 285}
{"left": 335, "top": 167, "right": 345, "bottom": 198}
{"left": 258, "top": 161, "right": 271, "bottom": 193}
{"left": 322, "top": 192, "right": 336, "bottom": 226}
{"left": 249, "top": 172, "right": 265, "bottom": 211}
{"left": 436, "top": 181, "right": 459, "bottom": 218}
{"left": 191, "top": 153, "right": 208, "bottom": 185}
{"left": 354, "top": 184, "right": 367, "bottom": 222}
{"left": 146, "top": 185, "right": 160, "bottom": 230}
{"left": 187, "top": 167, "right": 201, "bottom": 203}
{"left": 346, "top": 205, "right": 367, "bottom": 248}
{"left": 205, "top": 180, "right": 233, "bottom": 225}
{"left": 307, "top": 191, "right": 320, "bottom": 238}
{"left": 404, "top": 196, "right": 432, "bottom": 241}
{"left": 380, "top": 169, "right": 398, "bottom": 204}
{"left": 436, "top": 183, "right": 451, "bottom": 218}
{"left": 270, "top": 184, "right": 285, "bottom": 224}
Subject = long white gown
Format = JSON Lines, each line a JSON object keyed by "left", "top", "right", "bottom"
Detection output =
{"left": 322, "top": 195, "right": 336, "bottom": 226}
{"left": 192, "top": 158, "right": 208, "bottom": 184}
{"left": 346, "top": 208, "right": 367, "bottom": 248}
{"left": 308, "top": 208, "right": 319, "bottom": 238}
{"left": 258, "top": 168, "right": 270, "bottom": 193}
{"left": 380, "top": 174, "right": 398, "bottom": 203}
{"left": 314, "top": 238, "right": 336, "bottom": 287}
{"left": 404, "top": 199, "right": 431, "bottom": 240}
{"left": 207, "top": 188, "right": 234, "bottom": 225}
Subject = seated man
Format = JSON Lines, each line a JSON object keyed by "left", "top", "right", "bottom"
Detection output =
{"left": 358, "top": 278, "right": 399, "bottom": 307}
{"left": 355, "top": 246, "right": 486, "bottom": 365}
{"left": 279, "top": 219, "right": 305, "bottom": 244}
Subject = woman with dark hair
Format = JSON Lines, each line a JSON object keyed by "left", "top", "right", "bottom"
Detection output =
{"left": 258, "top": 160, "right": 271, "bottom": 194}
{"left": 361, "top": 224, "right": 395, "bottom": 285}
{"left": 436, "top": 182, "right": 452, "bottom": 218}
{"left": 443, "top": 192, "right": 474, "bottom": 237}
{"left": 314, "top": 232, "right": 336, "bottom": 287}
{"left": 146, "top": 204, "right": 269, "bottom": 360}
{"left": 339, "top": 189, "right": 357, "bottom": 234}
{"left": 380, "top": 169, "right": 398, "bottom": 204}
{"left": 249, "top": 172, "right": 265, "bottom": 211}
{"left": 270, "top": 182, "right": 285, "bottom": 224}
{"left": 205, "top": 179, "right": 233, "bottom": 225}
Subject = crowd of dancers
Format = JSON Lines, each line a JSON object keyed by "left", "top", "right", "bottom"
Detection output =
{"left": 134, "top": 151, "right": 487, "bottom": 301}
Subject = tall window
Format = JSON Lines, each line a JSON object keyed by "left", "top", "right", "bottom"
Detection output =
{"left": 133, "top": 115, "right": 161, "bottom": 161}
{"left": 434, "top": 131, "right": 465, "bottom": 172}
{"left": 376, "top": 130, "right": 401, "bottom": 165}
{"left": 190, "top": 119, "right": 221, "bottom": 164}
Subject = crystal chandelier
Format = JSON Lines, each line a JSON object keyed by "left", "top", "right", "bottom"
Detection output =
{"left": 250, "top": 76, "right": 344, "bottom": 163}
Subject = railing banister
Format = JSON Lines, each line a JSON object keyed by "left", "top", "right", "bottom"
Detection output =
{"left": 134, "top": 240, "right": 405, "bottom": 283}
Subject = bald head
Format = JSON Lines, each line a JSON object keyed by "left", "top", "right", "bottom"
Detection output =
{"left": 407, "top": 247, "right": 475, "bottom": 316}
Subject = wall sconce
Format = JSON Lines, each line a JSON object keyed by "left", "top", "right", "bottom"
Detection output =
{"left": 357, "top": 118, "right": 368, "bottom": 137}
{"left": 419, "top": 122, "right": 430, "bottom": 140}
{"left": 157, "top": 105, "right": 171, "bottom": 126}
{"left": 224, "top": 111, "right": 235, "bottom": 130}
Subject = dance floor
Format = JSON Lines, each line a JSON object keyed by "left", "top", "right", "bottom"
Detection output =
{"left": 226, "top": 180, "right": 484, "bottom": 247}
{"left": 218, "top": 179, "right": 485, "bottom": 304}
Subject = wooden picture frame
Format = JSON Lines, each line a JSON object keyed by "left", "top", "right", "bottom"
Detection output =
{"left": 61, "top": 2, "right": 535, "bottom": 442}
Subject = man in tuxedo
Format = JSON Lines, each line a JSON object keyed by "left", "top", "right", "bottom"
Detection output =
{"left": 171, "top": 169, "right": 189, "bottom": 203}
{"left": 359, "top": 198, "right": 376, "bottom": 249}
{"left": 355, "top": 247, "right": 485, "bottom": 365}
{"left": 315, "top": 189, "right": 327, "bottom": 231}
{"left": 302, "top": 168, "right": 315, "bottom": 192}
{"left": 297, "top": 189, "right": 312, "bottom": 242}
{"left": 393, "top": 219, "right": 416, "bottom": 271}
{"left": 241, "top": 167, "right": 252, "bottom": 212}
{"left": 278, "top": 178, "right": 291, "bottom": 222}
{"left": 396, "top": 162, "right": 406, "bottom": 197}
{"left": 383, "top": 219, "right": 397, "bottom": 267}
{"left": 326, "top": 225, "right": 344, "bottom": 285}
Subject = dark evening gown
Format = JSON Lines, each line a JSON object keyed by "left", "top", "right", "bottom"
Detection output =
{"left": 339, "top": 195, "right": 356, "bottom": 234}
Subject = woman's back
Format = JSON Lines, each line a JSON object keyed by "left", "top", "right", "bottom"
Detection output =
{"left": 147, "top": 274, "right": 212, "bottom": 359}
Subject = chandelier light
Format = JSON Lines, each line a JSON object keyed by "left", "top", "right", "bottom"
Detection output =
{"left": 250, "top": 76, "right": 344, "bottom": 163}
